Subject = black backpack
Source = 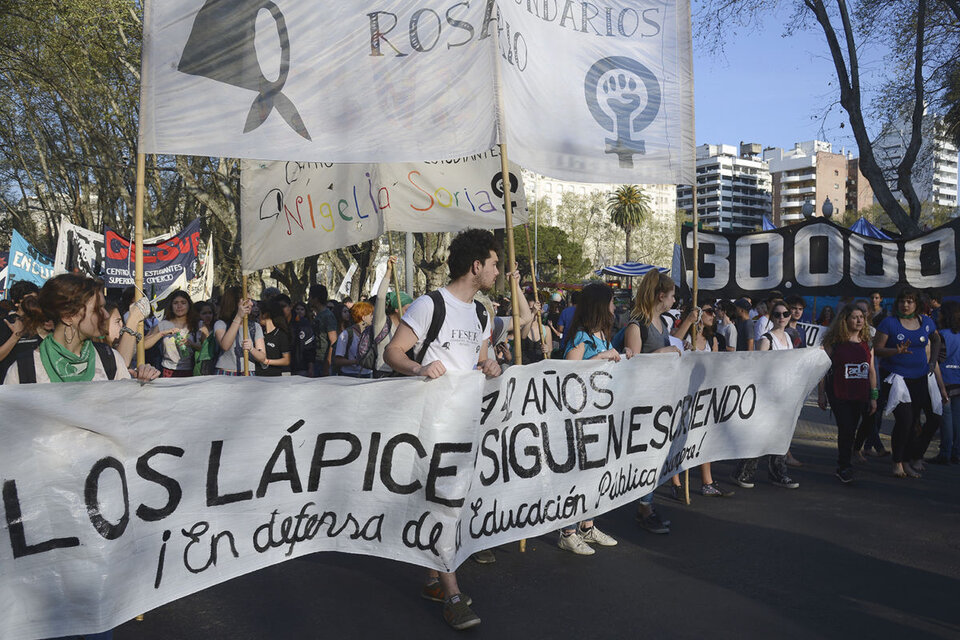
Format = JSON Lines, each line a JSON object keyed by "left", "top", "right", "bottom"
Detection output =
{"left": 291, "top": 317, "right": 317, "bottom": 371}
{"left": 16, "top": 342, "right": 118, "bottom": 383}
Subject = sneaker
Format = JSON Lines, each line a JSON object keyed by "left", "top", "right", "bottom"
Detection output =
{"left": 471, "top": 549, "right": 496, "bottom": 564}
{"left": 732, "top": 472, "right": 755, "bottom": 489}
{"left": 770, "top": 473, "right": 800, "bottom": 489}
{"left": 421, "top": 581, "right": 472, "bottom": 606}
{"left": 579, "top": 524, "right": 617, "bottom": 546}
{"left": 635, "top": 509, "right": 670, "bottom": 534}
{"left": 701, "top": 481, "right": 734, "bottom": 497}
{"left": 558, "top": 531, "right": 595, "bottom": 555}
{"left": 669, "top": 484, "right": 685, "bottom": 502}
{"left": 835, "top": 467, "right": 855, "bottom": 484}
{"left": 443, "top": 595, "right": 481, "bottom": 630}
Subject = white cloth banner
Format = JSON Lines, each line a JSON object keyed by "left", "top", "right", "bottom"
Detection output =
{"left": 240, "top": 150, "right": 528, "bottom": 271}
{"left": 140, "top": 1, "right": 693, "bottom": 184}
{"left": 54, "top": 217, "right": 106, "bottom": 278}
{"left": 0, "top": 349, "right": 827, "bottom": 638}
{"left": 499, "top": 0, "right": 695, "bottom": 183}
{"left": 140, "top": 0, "right": 498, "bottom": 163}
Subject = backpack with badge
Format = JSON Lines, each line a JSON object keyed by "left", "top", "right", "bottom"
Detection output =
{"left": 291, "top": 316, "right": 317, "bottom": 372}
{"left": 354, "top": 318, "right": 393, "bottom": 372}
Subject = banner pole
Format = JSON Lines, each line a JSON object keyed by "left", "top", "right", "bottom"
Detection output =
{"left": 242, "top": 275, "right": 251, "bottom": 376}
{"left": 404, "top": 232, "right": 415, "bottom": 296}
{"left": 523, "top": 224, "right": 549, "bottom": 359}
{"left": 387, "top": 232, "right": 403, "bottom": 302}
{"left": 492, "top": 31, "right": 525, "bottom": 553}
{"left": 686, "top": 60, "right": 699, "bottom": 508}
{"left": 134, "top": 152, "right": 146, "bottom": 367}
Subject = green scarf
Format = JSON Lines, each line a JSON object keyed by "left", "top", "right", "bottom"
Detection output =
{"left": 896, "top": 311, "right": 917, "bottom": 319}
{"left": 39, "top": 335, "right": 96, "bottom": 382}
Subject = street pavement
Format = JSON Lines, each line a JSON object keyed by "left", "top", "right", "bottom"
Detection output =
{"left": 116, "top": 397, "right": 959, "bottom": 640}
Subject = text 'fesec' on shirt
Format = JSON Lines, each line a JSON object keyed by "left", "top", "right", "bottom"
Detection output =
{"left": 402, "top": 288, "right": 489, "bottom": 372}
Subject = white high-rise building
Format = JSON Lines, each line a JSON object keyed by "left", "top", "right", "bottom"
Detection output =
{"left": 874, "top": 113, "right": 959, "bottom": 211}
{"left": 522, "top": 171, "right": 676, "bottom": 225}
{"left": 676, "top": 143, "right": 772, "bottom": 232}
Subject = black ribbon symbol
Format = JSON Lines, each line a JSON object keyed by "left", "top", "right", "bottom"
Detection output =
{"left": 177, "top": 0, "right": 311, "bottom": 140}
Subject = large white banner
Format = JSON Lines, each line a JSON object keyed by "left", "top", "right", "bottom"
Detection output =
{"left": 140, "top": 1, "right": 693, "bottom": 184}
{"left": 240, "top": 149, "right": 528, "bottom": 271}
{"left": 499, "top": 1, "right": 695, "bottom": 184}
{"left": 140, "top": 0, "right": 498, "bottom": 163}
{"left": 0, "top": 349, "right": 827, "bottom": 638}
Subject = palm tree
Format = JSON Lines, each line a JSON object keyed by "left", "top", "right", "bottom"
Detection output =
{"left": 607, "top": 185, "right": 651, "bottom": 263}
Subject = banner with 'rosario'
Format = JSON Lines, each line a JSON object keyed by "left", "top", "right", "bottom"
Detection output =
{"left": 682, "top": 217, "right": 960, "bottom": 297}
{"left": 0, "top": 349, "right": 828, "bottom": 638}
{"left": 140, "top": 1, "right": 693, "bottom": 184}
{"left": 240, "top": 149, "right": 528, "bottom": 271}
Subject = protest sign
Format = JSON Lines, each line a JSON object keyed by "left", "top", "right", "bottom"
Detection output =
{"left": 0, "top": 266, "right": 7, "bottom": 299}
{"left": 797, "top": 322, "right": 825, "bottom": 347}
{"left": 103, "top": 219, "right": 202, "bottom": 289}
{"left": 7, "top": 230, "right": 54, "bottom": 289}
{"left": 54, "top": 217, "right": 106, "bottom": 278}
{"left": 240, "top": 150, "right": 528, "bottom": 271}
{"left": 0, "top": 349, "right": 827, "bottom": 638}
{"left": 681, "top": 218, "right": 960, "bottom": 297}
{"left": 498, "top": 0, "right": 695, "bottom": 184}
{"left": 140, "top": 1, "right": 693, "bottom": 184}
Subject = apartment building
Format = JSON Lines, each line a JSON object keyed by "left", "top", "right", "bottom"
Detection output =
{"left": 764, "top": 140, "right": 869, "bottom": 224}
{"left": 676, "top": 143, "right": 772, "bottom": 232}
{"left": 874, "top": 113, "right": 959, "bottom": 211}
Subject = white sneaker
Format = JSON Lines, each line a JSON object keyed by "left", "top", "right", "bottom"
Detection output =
{"left": 579, "top": 525, "right": 618, "bottom": 546}
{"left": 558, "top": 531, "right": 595, "bottom": 555}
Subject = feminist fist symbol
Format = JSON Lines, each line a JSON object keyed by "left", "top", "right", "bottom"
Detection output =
{"left": 584, "top": 57, "right": 662, "bottom": 168}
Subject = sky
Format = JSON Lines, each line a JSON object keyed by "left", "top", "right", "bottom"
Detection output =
{"left": 691, "top": 7, "right": 871, "bottom": 155}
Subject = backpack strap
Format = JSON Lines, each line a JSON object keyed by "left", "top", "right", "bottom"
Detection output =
{"left": 16, "top": 351, "right": 37, "bottom": 384}
{"left": 474, "top": 300, "right": 488, "bottom": 336}
{"left": 92, "top": 342, "right": 118, "bottom": 380}
{"left": 414, "top": 290, "right": 446, "bottom": 364}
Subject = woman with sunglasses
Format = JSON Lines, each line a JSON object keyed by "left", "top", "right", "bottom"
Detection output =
{"left": 732, "top": 300, "right": 801, "bottom": 490}
{"left": 667, "top": 302, "right": 735, "bottom": 498}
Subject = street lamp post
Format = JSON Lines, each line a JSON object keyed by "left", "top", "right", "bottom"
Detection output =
{"left": 822, "top": 197, "right": 834, "bottom": 219}
{"left": 557, "top": 253, "right": 563, "bottom": 283}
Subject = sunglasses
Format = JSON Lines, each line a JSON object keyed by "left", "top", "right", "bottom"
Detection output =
{"left": 772, "top": 311, "right": 791, "bottom": 319}
{"left": 701, "top": 308, "right": 715, "bottom": 315}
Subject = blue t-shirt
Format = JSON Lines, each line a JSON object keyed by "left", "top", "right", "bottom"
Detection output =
{"left": 940, "top": 329, "right": 960, "bottom": 387}
{"left": 877, "top": 315, "right": 936, "bottom": 378}
{"left": 558, "top": 305, "right": 576, "bottom": 350}
{"left": 564, "top": 330, "right": 612, "bottom": 360}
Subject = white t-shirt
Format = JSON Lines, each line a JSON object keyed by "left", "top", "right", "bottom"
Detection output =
{"left": 753, "top": 315, "right": 773, "bottom": 343}
{"left": 402, "top": 288, "right": 490, "bottom": 372}
{"left": 760, "top": 330, "right": 793, "bottom": 351}
{"left": 4, "top": 348, "right": 131, "bottom": 384}
{"left": 213, "top": 320, "right": 263, "bottom": 372}
{"left": 717, "top": 321, "right": 736, "bottom": 350}
{"left": 157, "top": 320, "right": 196, "bottom": 371}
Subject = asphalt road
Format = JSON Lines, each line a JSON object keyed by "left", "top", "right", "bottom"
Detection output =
{"left": 115, "top": 401, "right": 960, "bottom": 640}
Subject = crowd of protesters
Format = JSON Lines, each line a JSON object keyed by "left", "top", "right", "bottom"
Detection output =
{"left": 0, "top": 229, "right": 956, "bottom": 634}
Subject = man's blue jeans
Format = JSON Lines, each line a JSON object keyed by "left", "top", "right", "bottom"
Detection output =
{"left": 939, "top": 396, "right": 960, "bottom": 458}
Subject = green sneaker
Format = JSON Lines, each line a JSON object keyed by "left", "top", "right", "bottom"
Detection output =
{"left": 443, "top": 594, "right": 481, "bottom": 630}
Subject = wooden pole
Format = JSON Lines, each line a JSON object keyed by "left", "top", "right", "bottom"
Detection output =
{"left": 134, "top": 152, "right": 146, "bottom": 367}
{"left": 686, "top": 87, "right": 699, "bottom": 508}
{"left": 387, "top": 233, "right": 403, "bottom": 302}
{"left": 523, "top": 224, "right": 549, "bottom": 359}
{"left": 242, "top": 275, "right": 251, "bottom": 376}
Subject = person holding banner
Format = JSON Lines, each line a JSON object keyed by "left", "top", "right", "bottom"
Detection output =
{"left": 874, "top": 288, "right": 942, "bottom": 478}
{"left": 733, "top": 300, "right": 801, "bottom": 490}
{"left": 559, "top": 282, "right": 622, "bottom": 554}
{"left": 371, "top": 256, "right": 412, "bottom": 378}
{"left": 0, "top": 281, "right": 41, "bottom": 382}
{"left": 255, "top": 298, "right": 292, "bottom": 376}
{"left": 384, "top": 228, "right": 502, "bottom": 631}
{"left": 5, "top": 274, "right": 159, "bottom": 385}
{"left": 333, "top": 301, "right": 375, "bottom": 378}
{"left": 818, "top": 305, "right": 878, "bottom": 483}
{"left": 214, "top": 286, "right": 262, "bottom": 376}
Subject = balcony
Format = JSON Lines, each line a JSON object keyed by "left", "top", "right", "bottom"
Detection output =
{"left": 780, "top": 171, "right": 817, "bottom": 184}
{"left": 781, "top": 185, "right": 816, "bottom": 196}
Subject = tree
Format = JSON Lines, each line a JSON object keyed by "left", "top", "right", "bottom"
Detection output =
{"left": 514, "top": 224, "right": 591, "bottom": 283}
{"left": 607, "top": 185, "right": 652, "bottom": 262}
{"left": 697, "top": 0, "right": 960, "bottom": 237}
